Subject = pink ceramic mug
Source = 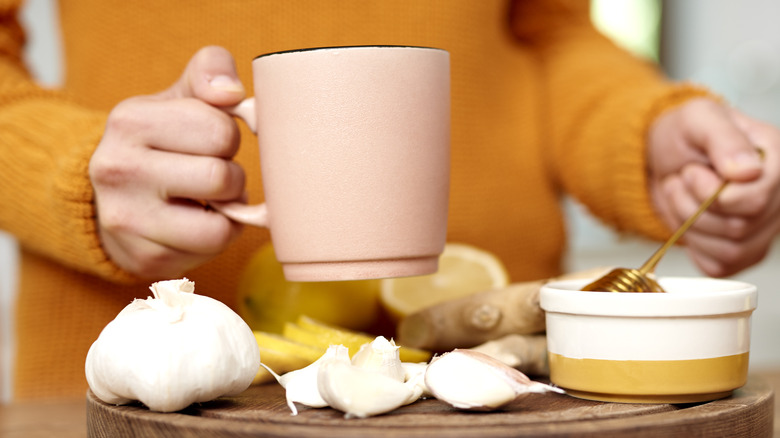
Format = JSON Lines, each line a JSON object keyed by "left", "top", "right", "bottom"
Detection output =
{"left": 214, "top": 46, "right": 451, "bottom": 281}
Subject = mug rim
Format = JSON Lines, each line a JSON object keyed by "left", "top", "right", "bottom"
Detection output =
{"left": 254, "top": 45, "right": 447, "bottom": 60}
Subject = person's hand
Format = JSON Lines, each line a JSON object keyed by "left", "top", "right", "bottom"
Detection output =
{"left": 647, "top": 98, "right": 780, "bottom": 277}
{"left": 89, "top": 46, "right": 247, "bottom": 279}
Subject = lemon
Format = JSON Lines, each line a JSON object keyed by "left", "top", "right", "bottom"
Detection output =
{"left": 253, "top": 347, "right": 313, "bottom": 385}
{"left": 251, "top": 314, "right": 434, "bottom": 385}
{"left": 253, "top": 331, "right": 323, "bottom": 363}
{"left": 380, "top": 243, "right": 509, "bottom": 320}
{"left": 282, "top": 321, "right": 374, "bottom": 355}
{"left": 237, "top": 243, "right": 382, "bottom": 333}
{"left": 284, "top": 315, "right": 432, "bottom": 363}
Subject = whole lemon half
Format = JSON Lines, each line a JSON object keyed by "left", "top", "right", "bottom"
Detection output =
{"left": 237, "top": 243, "right": 382, "bottom": 333}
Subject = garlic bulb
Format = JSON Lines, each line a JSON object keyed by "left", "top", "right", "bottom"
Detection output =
{"left": 85, "top": 278, "right": 261, "bottom": 412}
{"left": 424, "top": 349, "right": 563, "bottom": 411}
{"left": 265, "top": 344, "right": 350, "bottom": 415}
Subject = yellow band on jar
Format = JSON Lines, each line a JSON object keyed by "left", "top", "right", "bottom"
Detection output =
{"left": 549, "top": 352, "right": 749, "bottom": 403}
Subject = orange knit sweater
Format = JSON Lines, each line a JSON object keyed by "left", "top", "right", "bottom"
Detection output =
{"left": 1, "top": 0, "right": 711, "bottom": 399}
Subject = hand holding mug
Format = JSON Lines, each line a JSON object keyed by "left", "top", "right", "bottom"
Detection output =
{"left": 89, "top": 46, "right": 248, "bottom": 279}
{"left": 91, "top": 45, "right": 451, "bottom": 282}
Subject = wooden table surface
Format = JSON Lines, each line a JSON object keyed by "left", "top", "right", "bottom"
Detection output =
{"left": 2, "top": 371, "right": 778, "bottom": 438}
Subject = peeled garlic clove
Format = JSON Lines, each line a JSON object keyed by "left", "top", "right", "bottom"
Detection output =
{"left": 401, "top": 373, "right": 427, "bottom": 406}
{"left": 351, "top": 336, "right": 405, "bottom": 382}
{"left": 85, "top": 278, "right": 260, "bottom": 413}
{"left": 317, "top": 359, "right": 415, "bottom": 419}
{"left": 272, "top": 344, "right": 350, "bottom": 415}
{"left": 401, "top": 362, "right": 431, "bottom": 399}
{"left": 425, "top": 349, "right": 563, "bottom": 411}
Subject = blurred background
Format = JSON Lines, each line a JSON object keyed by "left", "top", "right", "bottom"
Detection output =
{"left": 1, "top": 0, "right": 779, "bottom": 402}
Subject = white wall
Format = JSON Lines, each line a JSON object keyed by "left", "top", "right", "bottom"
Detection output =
{"left": 0, "top": 0, "right": 61, "bottom": 403}
{"left": 662, "top": 0, "right": 780, "bottom": 128}
{"left": 0, "top": 233, "right": 19, "bottom": 403}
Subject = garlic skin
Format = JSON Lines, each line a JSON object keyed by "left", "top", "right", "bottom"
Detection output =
{"left": 266, "top": 344, "right": 350, "bottom": 415}
{"left": 85, "top": 278, "right": 261, "bottom": 413}
{"left": 424, "top": 349, "right": 563, "bottom": 411}
{"left": 317, "top": 358, "right": 416, "bottom": 419}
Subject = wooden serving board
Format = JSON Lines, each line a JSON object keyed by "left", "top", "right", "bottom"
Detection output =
{"left": 87, "top": 376, "right": 774, "bottom": 437}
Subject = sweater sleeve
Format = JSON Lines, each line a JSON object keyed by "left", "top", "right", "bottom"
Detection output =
{"left": 510, "top": 0, "right": 714, "bottom": 241}
{"left": 0, "top": 2, "right": 136, "bottom": 283}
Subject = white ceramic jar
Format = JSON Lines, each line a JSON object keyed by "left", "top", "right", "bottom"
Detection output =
{"left": 540, "top": 277, "right": 757, "bottom": 403}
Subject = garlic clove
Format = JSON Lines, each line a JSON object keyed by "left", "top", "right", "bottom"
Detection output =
{"left": 317, "top": 358, "right": 416, "bottom": 419}
{"left": 402, "top": 361, "right": 429, "bottom": 382}
{"left": 401, "top": 373, "right": 427, "bottom": 406}
{"left": 401, "top": 361, "right": 431, "bottom": 400}
{"left": 351, "top": 336, "right": 405, "bottom": 382}
{"left": 269, "top": 344, "right": 350, "bottom": 415}
{"left": 424, "top": 349, "right": 563, "bottom": 411}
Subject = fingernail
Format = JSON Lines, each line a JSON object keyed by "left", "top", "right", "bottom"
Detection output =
{"left": 727, "top": 151, "right": 763, "bottom": 173}
{"left": 681, "top": 167, "right": 696, "bottom": 186}
{"left": 209, "top": 75, "right": 244, "bottom": 93}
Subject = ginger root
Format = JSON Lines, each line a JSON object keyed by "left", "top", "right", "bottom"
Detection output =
{"left": 396, "top": 268, "right": 608, "bottom": 351}
{"left": 469, "top": 334, "right": 549, "bottom": 376}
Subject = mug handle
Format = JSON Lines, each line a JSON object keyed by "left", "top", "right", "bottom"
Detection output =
{"left": 207, "top": 97, "right": 269, "bottom": 228}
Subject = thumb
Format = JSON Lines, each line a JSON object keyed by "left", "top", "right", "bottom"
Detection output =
{"left": 693, "top": 101, "right": 763, "bottom": 182}
{"left": 160, "top": 45, "right": 246, "bottom": 106}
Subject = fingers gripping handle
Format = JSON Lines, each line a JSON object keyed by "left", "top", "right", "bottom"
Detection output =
{"left": 209, "top": 97, "right": 269, "bottom": 227}
{"left": 226, "top": 97, "right": 257, "bottom": 133}
{"left": 209, "top": 200, "right": 269, "bottom": 228}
